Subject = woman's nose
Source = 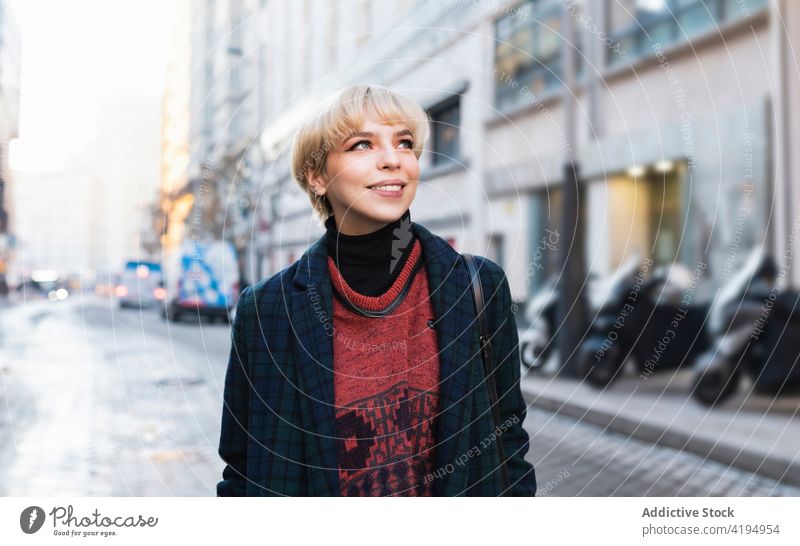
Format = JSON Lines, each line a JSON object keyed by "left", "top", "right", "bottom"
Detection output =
{"left": 376, "top": 146, "right": 400, "bottom": 170}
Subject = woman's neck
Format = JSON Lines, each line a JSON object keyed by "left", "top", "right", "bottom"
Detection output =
{"left": 324, "top": 209, "right": 416, "bottom": 296}
{"left": 325, "top": 208, "right": 413, "bottom": 266}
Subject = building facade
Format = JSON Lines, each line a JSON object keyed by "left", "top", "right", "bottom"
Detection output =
{"left": 185, "top": 0, "right": 798, "bottom": 308}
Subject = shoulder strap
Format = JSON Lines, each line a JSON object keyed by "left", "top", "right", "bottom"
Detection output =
{"left": 461, "top": 253, "right": 510, "bottom": 496}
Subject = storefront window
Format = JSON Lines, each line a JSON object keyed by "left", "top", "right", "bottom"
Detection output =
{"left": 649, "top": 169, "right": 683, "bottom": 265}
{"left": 586, "top": 163, "right": 684, "bottom": 278}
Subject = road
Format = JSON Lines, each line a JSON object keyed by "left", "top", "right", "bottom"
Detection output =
{"left": 1, "top": 295, "right": 796, "bottom": 496}
{"left": 0, "top": 295, "right": 230, "bottom": 496}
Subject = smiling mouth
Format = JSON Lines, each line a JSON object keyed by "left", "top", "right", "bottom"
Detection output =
{"left": 368, "top": 179, "right": 407, "bottom": 192}
{"left": 369, "top": 184, "right": 403, "bottom": 192}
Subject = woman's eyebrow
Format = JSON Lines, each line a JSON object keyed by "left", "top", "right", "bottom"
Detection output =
{"left": 344, "top": 129, "right": 413, "bottom": 140}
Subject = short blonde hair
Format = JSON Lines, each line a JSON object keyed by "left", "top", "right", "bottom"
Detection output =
{"left": 290, "top": 84, "right": 430, "bottom": 222}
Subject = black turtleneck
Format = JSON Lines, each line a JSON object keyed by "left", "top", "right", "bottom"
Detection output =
{"left": 325, "top": 208, "right": 418, "bottom": 297}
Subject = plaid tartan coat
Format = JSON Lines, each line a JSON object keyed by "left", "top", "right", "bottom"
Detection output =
{"left": 217, "top": 221, "right": 537, "bottom": 496}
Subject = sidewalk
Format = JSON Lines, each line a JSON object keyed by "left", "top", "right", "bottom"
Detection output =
{"left": 520, "top": 362, "right": 800, "bottom": 487}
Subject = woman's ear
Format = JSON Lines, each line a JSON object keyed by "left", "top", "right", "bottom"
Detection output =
{"left": 306, "top": 169, "right": 328, "bottom": 197}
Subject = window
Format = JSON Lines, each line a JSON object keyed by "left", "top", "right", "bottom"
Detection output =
{"left": 494, "top": 0, "right": 586, "bottom": 111}
{"left": 428, "top": 96, "right": 461, "bottom": 166}
{"left": 585, "top": 164, "right": 684, "bottom": 277}
{"left": 607, "top": 0, "right": 768, "bottom": 66}
{"left": 495, "top": 0, "right": 563, "bottom": 111}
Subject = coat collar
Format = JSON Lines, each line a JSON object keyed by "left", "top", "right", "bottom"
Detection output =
{"left": 287, "top": 221, "right": 478, "bottom": 496}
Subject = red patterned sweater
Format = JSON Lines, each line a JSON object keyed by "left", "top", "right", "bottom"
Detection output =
{"left": 327, "top": 239, "right": 440, "bottom": 496}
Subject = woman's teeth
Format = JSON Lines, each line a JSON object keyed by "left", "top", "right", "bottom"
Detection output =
{"left": 370, "top": 185, "right": 402, "bottom": 191}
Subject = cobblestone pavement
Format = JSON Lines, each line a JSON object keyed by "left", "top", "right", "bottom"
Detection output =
{"left": 524, "top": 405, "right": 800, "bottom": 497}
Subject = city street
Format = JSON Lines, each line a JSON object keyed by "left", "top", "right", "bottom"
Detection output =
{"left": 0, "top": 296, "right": 231, "bottom": 496}
{"left": 4, "top": 1, "right": 800, "bottom": 543}
{"left": 0, "top": 296, "right": 796, "bottom": 497}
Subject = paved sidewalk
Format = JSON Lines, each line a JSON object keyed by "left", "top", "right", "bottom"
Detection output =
{"left": 524, "top": 406, "right": 800, "bottom": 496}
{"left": 520, "top": 364, "right": 800, "bottom": 488}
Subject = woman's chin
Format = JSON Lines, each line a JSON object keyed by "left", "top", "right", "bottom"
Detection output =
{"left": 372, "top": 208, "right": 409, "bottom": 224}
{"left": 359, "top": 200, "right": 410, "bottom": 221}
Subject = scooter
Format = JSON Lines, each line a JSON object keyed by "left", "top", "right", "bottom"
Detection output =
{"left": 691, "top": 249, "right": 800, "bottom": 406}
{"left": 519, "top": 275, "right": 558, "bottom": 372}
{"left": 520, "top": 272, "right": 609, "bottom": 373}
{"left": 576, "top": 254, "right": 711, "bottom": 387}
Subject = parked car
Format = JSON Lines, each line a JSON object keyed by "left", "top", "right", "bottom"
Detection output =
{"left": 116, "top": 261, "right": 163, "bottom": 308}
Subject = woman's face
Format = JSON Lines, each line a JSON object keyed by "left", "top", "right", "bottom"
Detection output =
{"left": 309, "top": 112, "right": 420, "bottom": 235}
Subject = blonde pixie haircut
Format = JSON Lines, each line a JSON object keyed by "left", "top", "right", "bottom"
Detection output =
{"left": 291, "top": 84, "right": 431, "bottom": 222}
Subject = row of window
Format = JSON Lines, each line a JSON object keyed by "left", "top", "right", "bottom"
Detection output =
{"left": 608, "top": 0, "right": 768, "bottom": 65}
{"left": 428, "top": 0, "right": 767, "bottom": 166}
{"left": 494, "top": 0, "right": 768, "bottom": 111}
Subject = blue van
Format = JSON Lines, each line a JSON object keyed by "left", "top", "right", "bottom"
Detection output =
{"left": 161, "top": 239, "right": 240, "bottom": 323}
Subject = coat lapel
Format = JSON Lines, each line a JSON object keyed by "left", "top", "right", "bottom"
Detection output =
{"left": 289, "top": 235, "right": 341, "bottom": 496}
{"left": 287, "top": 222, "right": 478, "bottom": 496}
{"left": 413, "top": 223, "right": 479, "bottom": 496}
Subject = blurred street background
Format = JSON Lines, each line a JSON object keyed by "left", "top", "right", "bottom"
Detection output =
{"left": 1, "top": 0, "right": 800, "bottom": 496}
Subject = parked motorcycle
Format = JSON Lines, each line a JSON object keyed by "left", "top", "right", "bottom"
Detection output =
{"left": 519, "top": 272, "right": 604, "bottom": 373}
{"left": 519, "top": 275, "right": 558, "bottom": 372}
{"left": 576, "top": 254, "right": 711, "bottom": 387}
{"left": 691, "top": 249, "right": 800, "bottom": 406}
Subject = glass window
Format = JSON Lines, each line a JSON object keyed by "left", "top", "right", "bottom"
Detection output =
{"left": 428, "top": 97, "right": 461, "bottom": 166}
{"left": 494, "top": 0, "right": 580, "bottom": 110}
{"left": 649, "top": 170, "right": 682, "bottom": 265}
{"left": 608, "top": 0, "right": 639, "bottom": 35}
{"left": 648, "top": 18, "right": 676, "bottom": 44}
{"left": 677, "top": 3, "right": 717, "bottom": 36}
{"left": 537, "top": 14, "right": 561, "bottom": 61}
{"left": 590, "top": 168, "right": 683, "bottom": 272}
{"left": 606, "top": 0, "right": 766, "bottom": 66}
{"left": 722, "top": 0, "right": 766, "bottom": 18}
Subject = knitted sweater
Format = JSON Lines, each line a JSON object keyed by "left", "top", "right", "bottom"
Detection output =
{"left": 327, "top": 238, "right": 440, "bottom": 496}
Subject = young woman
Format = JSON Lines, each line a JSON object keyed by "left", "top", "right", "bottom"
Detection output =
{"left": 217, "top": 84, "right": 536, "bottom": 496}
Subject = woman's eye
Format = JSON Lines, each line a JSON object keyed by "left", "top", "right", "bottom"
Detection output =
{"left": 350, "top": 140, "right": 371, "bottom": 150}
{"left": 347, "top": 138, "right": 413, "bottom": 151}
